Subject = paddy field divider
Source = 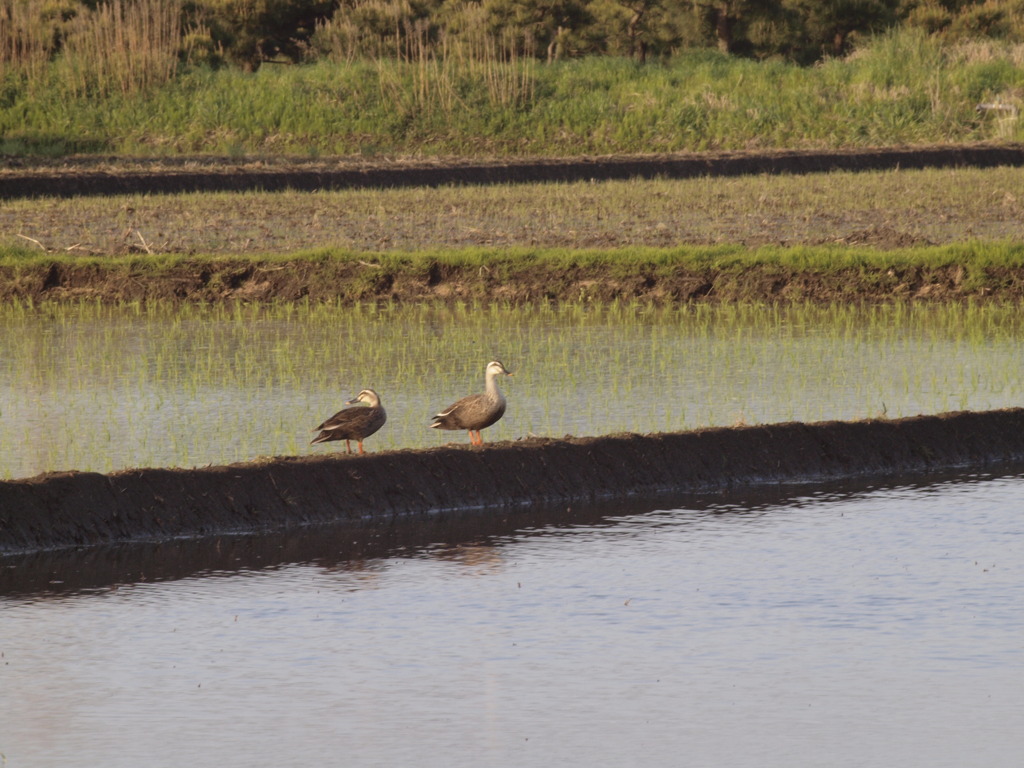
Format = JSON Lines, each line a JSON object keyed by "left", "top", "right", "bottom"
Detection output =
{"left": 3, "top": 408, "right": 1024, "bottom": 554}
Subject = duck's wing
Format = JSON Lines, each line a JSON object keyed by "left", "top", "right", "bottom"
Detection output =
{"left": 361, "top": 406, "right": 387, "bottom": 437}
{"left": 314, "top": 406, "right": 362, "bottom": 433}
{"left": 432, "top": 393, "right": 479, "bottom": 422}
{"left": 314, "top": 407, "right": 385, "bottom": 442}
{"left": 432, "top": 393, "right": 503, "bottom": 430}
{"left": 475, "top": 398, "right": 506, "bottom": 430}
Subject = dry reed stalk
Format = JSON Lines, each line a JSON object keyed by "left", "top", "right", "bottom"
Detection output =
{"left": 60, "top": 0, "right": 182, "bottom": 96}
{"left": 313, "top": 0, "right": 534, "bottom": 112}
{"left": 0, "top": 0, "right": 57, "bottom": 90}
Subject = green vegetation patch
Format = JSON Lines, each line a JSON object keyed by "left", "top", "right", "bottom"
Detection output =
{"left": 3, "top": 242, "right": 1024, "bottom": 304}
{"left": 4, "top": 28, "right": 1024, "bottom": 157}
{"left": 4, "top": 240, "right": 1022, "bottom": 272}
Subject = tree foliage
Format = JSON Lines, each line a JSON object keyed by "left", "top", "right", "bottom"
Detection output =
{"left": 6, "top": 0, "right": 1024, "bottom": 72}
{"left": 183, "top": 0, "right": 340, "bottom": 69}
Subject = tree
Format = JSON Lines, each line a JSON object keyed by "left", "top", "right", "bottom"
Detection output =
{"left": 618, "top": 0, "right": 662, "bottom": 60}
{"left": 185, "top": 0, "right": 340, "bottom": 69}
{"left": 688, "top": 0, "right": 788, "bottom": 54}
{"left": 482, "top": 0, "right": 592, "bottom": 60}
{"left": 783, "top": 0, "right": 901, "bottom": 56}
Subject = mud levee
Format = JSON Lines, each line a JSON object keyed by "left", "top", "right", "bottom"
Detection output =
{"left": 3, "top": 408, "right": 1024, "bottom": 555}
{"left": 5, "top": 259, "right": 1021, "bottom": 305}
{"left": 3, "top": 144, "right": 1024, "bottom": 199}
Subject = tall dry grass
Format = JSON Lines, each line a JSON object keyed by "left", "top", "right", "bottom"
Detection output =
{"left": 59, "top": 0, "right": 183, "bottom": 96}
{"left": 1, "top": 0, "right": 183, "bottom": 96}
{"left": 0, "top": 0, "right": 57, "bottom": 90}
{"left": 314, "top": 0, "right": 536, "bottom": 115}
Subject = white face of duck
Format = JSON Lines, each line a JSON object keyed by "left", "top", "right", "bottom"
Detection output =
{"left": 346, "top": 389, "right": 380, "bottom": 406}
{"left": 486, "top": 360, "right": 512, "bottom": 378}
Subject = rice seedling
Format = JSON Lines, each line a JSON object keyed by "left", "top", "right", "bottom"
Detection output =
{"left": 3, "top": 300, "right": 1024, "bottom": 479}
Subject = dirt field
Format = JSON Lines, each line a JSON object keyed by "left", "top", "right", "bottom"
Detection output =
{"left": 4, "top": 409, "right": 1024, "bottom": 554}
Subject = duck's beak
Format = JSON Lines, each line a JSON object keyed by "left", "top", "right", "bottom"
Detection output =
{"left": 346, "top": 396, "right": 360, "bottom": 405}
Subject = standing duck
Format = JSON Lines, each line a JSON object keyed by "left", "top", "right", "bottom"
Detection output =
{"left": 311, "top": 389, "right": 387, "bottom": 454}
{"left": 431, "top": 360, "right": 512, "bottom": 445}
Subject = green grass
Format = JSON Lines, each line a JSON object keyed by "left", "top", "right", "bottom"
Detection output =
{"left": 4, "top": 30, "right": 1024, "bottom": 157}
{"left": 5, "top": 241, "right": 1024, "bottom": 274}
{"left": 2, "top": 240, "right": 1023, "bottom": 306}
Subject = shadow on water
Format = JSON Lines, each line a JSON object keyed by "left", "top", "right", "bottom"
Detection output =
{"left": 1, "top": 468, "right": 1011, "bottom": 600}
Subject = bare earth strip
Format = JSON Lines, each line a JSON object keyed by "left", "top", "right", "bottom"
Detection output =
{"left": 4, "top": 409, "right": 1024, "bottom": 554}
{"left": 4, "top": 150, "right": 1024, "bottom": 255}
{"left": 3, "top": 144, "right": 1024, "bottom": 199}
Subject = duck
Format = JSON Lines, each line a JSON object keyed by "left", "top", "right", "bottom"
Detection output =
{"left": 430, "top": 360, "right": 512, "bottom": 445}
{"left": 310, "top": 389, "right": 387, "bottom": 454}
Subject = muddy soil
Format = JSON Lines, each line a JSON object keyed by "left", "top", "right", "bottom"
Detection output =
{"left": 3, "top": 144, "right": 1024, "bottom": 199}
{"left": 1, "top": 256, "right": 1016, "bottom": 304}
{"left": 4, "top": 409, "right": 1024, "bottom": 555}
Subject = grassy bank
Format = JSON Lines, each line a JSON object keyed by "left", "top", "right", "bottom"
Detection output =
{"left": 4, "top": 31, "right": 1024, "bottom": 157}
{"left": 3, "top": 242, "right": 1024, "bottom": 304}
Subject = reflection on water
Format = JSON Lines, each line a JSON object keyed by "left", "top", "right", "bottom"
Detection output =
{"left": 4, "top": 302, "right": 1024, "bottom": 477}
{"left": 2, "top": 473, "right": 1022, "bottom": 767}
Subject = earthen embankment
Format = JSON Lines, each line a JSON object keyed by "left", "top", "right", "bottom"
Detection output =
{"left": 3, "top": 408, "right": 1024, "bottom": 555}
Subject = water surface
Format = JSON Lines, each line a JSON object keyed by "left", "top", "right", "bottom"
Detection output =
{"left": 4, "top": 301, "right": 1024, "bottom": 478}
{"left": 2, "top": 473, "right": 1022, "bottom": 766}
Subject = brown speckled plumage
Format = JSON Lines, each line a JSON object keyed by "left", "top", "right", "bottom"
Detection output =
{"left": 311, "top": 389, "right": 386, "bottom": 454}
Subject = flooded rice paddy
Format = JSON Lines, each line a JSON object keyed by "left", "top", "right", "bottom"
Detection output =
{"left": 2, "top": 471, "right": 1022, "bottom": 766}
{"left": 4, "top": 300, "right": 1022, "bottom": 765}
{"left": 3, "top": 300, "right": 1024, "bottom": 479}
